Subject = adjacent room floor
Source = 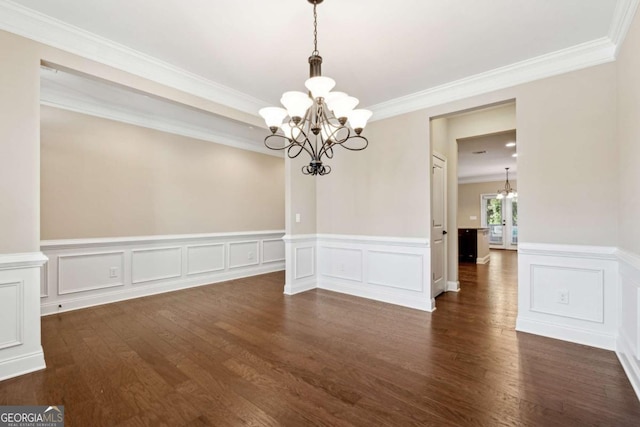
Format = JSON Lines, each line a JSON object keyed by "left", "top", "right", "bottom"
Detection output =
{"left": 1, "top": 250, "right": 639, "bottom": 426}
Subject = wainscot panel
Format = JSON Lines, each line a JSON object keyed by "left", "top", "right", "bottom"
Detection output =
{"left": 616, "top": 249, "right": 640, "bottom": 401}
{"left": 516, "top": 243, "right": 618, "bottom": 350}
{"left": 316, "top": 234, "right": 433, "bottom": 312}
{"left": 0, "top": 252, "right": 47, "bottom": 381}
{"left": 41, "top": 231, "right": 284, "bottom": 315}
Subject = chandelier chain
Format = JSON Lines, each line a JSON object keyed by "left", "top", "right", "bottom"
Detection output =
{"left": 312, "top": 3, "right": 319, "bottom": 56}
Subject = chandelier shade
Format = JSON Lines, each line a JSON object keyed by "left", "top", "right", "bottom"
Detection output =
{"left": 258, "top": 0, "right": 372, "bottom": 176}
{"left": 258, "top": 107, "right": 288, "bottom": 129}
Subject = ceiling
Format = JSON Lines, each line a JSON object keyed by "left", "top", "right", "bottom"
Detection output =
{"left": 458, "top": 131, "right": 517, "bottom": 183}
{"left": 40, "top": 66, "right": 275, "bottom": 156}
{"left": 8, "top": 0, "right": 622, "bottom": 111}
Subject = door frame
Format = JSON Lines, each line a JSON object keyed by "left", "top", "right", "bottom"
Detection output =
{"left": 431, "top": 151, "right": 448, "bottom": 296}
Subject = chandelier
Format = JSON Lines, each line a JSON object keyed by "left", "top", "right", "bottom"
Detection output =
{"left": 258, "top": 0, "right": 372, "bottom": 176}
{"left": 496, "top": 167, "right": 517, "bottom": 199}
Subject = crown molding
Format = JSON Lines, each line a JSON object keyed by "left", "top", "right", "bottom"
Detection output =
{"left": 0, "top": 0, "right": 268, "bottom": 117}
{"left": 41, "top": 86, "right": 282, "bottom": 158}
{"left": 458, "top": 173, "right": 517, "bottom": 185}
{"left": 367, "top": 37, "right": 616, "bottom": 121}
{"left": 1, "top": 0, "right": 637, "bottom": 124}
{"left": 368, "top": 0, "right": 639, "bottom": 121}
{"left": 610, "top": 0, "right": 640, "bottom": 57}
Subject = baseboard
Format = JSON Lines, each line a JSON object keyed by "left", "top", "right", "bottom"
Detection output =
{"left": 284, "top": 278, "right": 317, "bottom": 295}
{"left": 446, "top": 281, "right": 460, "bottom": 292}
{"left": 476, "top": 254, "right": 490, "bottom": 264}
{"left": 318, "top": 280, "right": 435, "bottom": 312}
{"left": 616, "top": 333, "right": 640, "bottom": 401}
{"left": 0, "top": 349, "right": 46, "bottom": 382}
{"left": 516, "top": 317, "right": 616, "bottom": 350}
{"left": 41, "top": 263, "right": 284, "bottom": 315}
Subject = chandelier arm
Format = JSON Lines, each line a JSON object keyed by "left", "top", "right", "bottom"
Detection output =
{"left": 338, "top": 135, "right": 369, "bottom": 151}
{"left": 264, "top": 134, "right": 295, "bottom": 150}
{"left": 264, "top": 133, "right": 316, "bottom": 159}
{"left": 298, "top": 107, "right": 319, "bottom": 159}
{"left": 289, "top": 133, "right": 316, "bottom": 159}
{"left": 321, "top": 144, "right": 334, "bottom": 159}
{"left": 288, "top": 143, "right": 306, "bottom": 159}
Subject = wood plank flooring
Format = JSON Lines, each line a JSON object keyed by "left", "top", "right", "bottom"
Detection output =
{"left": 1, "top": 250, "right": 639, "bottom": 426}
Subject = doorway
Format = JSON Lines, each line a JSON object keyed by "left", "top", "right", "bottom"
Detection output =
{"left": 429, "top": 100, "right": 517, "bottom": 300}
{"left": 481, "top": 194, "right": 518, "bottom": 250}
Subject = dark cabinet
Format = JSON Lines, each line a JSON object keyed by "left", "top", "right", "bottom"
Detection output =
{"left": 458, "top": 228, "right": 477, "bottom": 262}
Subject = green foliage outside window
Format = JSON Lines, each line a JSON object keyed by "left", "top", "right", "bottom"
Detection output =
{"left": 487, "top": 198, "right": 502, "bottom": 224}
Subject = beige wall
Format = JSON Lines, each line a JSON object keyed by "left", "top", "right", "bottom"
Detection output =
{"left": 309, "top": 63, "right": 618, "bottom": 249}
{"left": 516, "top": 65, "right": 617, "bottom": 246}
{"left": 458, "top": 180, "right": 517, "bottom": 228}
{"left": 0, "top": 32, "right": 41, "bottom": 254}
{"left": 430, "top": 117, "right": 448, "bottom": 156}
{"left": 0, "top": 29, "right": 282, "bottom": 250}
{"left": 41, "top": 106, "right": 284, "bottom": 239}
{"left": 286, "top": 155, "right": 316, "bottom": 235}
{"left": 617, "top": 10, "right": 640, "bottom": 255}
{"left": 315, "top": 110, "right": 430, "bottom": 237}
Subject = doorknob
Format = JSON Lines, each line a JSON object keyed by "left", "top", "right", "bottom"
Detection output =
{"left": 443, "top": 230, "right": 448, "bottom": 235}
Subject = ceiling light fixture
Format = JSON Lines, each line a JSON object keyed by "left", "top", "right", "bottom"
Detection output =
{"left": 258, "top": 0, "right": 372, "bottom": 176}
{"left": 497, "top": 167, "right": 517, "bottom": 199}
{"left": 505, "top": 142, "right": 516, "bottom": 147}
{"left": 512, "top": 153, "right": 518, "bottom": 157}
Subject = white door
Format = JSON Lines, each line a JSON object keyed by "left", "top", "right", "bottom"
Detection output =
{"left": 481, "top": 195, "right": 517, "bottom": 250}
{"left": 431, "top": 154, "right": 446, "bottom": 297}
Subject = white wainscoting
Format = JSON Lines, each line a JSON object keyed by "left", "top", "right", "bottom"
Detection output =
{"left": 0, "top": 281, "right": 23, "bottom": 350}
{"left": 316, "top": 234, "right": 434, "bottom": 312}
{"left": 58, "top": 251, "right": 125, "bottom": 294}
{"left": 131, "top": 247, "right": 182, "bottom": 284}
{"left": 0, "top": 252, "right": 47, "bottom": 381}
{"left": 40, "top": 231, "right": 285, "bottom": 315}
{"left": 186, "top": 243, "right": 225, "bottom": 275}
{"left": 516, "top": 243, "right": 618, "bottom": 350}
{"left": 616, "top": 248, "right": 640, "bottom": 401}
{"left": 228, "top": 241, "right": 259, "bottom": 269}
{"left": 282, "top": 235, "right": 317, "bottom": 295}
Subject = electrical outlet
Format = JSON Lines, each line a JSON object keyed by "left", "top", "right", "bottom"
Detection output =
{"left": 109, "top": 267, "right": 119, "bottom": 278}
{"left": 557, "top": 289, "right": 569, "bottom": 305}
{"left": 295, "top": 213, "right": 301, "bottom": 223}
{"left": 248, "top": 251, "right": 254, "bottom": 261}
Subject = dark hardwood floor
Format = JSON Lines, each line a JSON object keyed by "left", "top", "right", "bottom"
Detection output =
{"left": 1, "top": 250, "right": 639, "bottom": 426}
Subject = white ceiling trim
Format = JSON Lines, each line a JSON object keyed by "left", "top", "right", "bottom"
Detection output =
{"left": 610, "top": 0, "right": 640, "bottom": 56}
{"left": 0, "top": 0, "right": 269, "bottom": 117}
{"left": 368, "top": 37, "right": 615, "bottom": 121}
{"left": 40, "top": 87, "right": 282, "bottom": 158}
{"left": 1, "top": 0, "right": 638, "bottom": 125}
{"left": 458, "top": 173, "right": 517, "bottom": 185}
{"left": 368, "top": 0, "right": 639, "bottom": 121}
